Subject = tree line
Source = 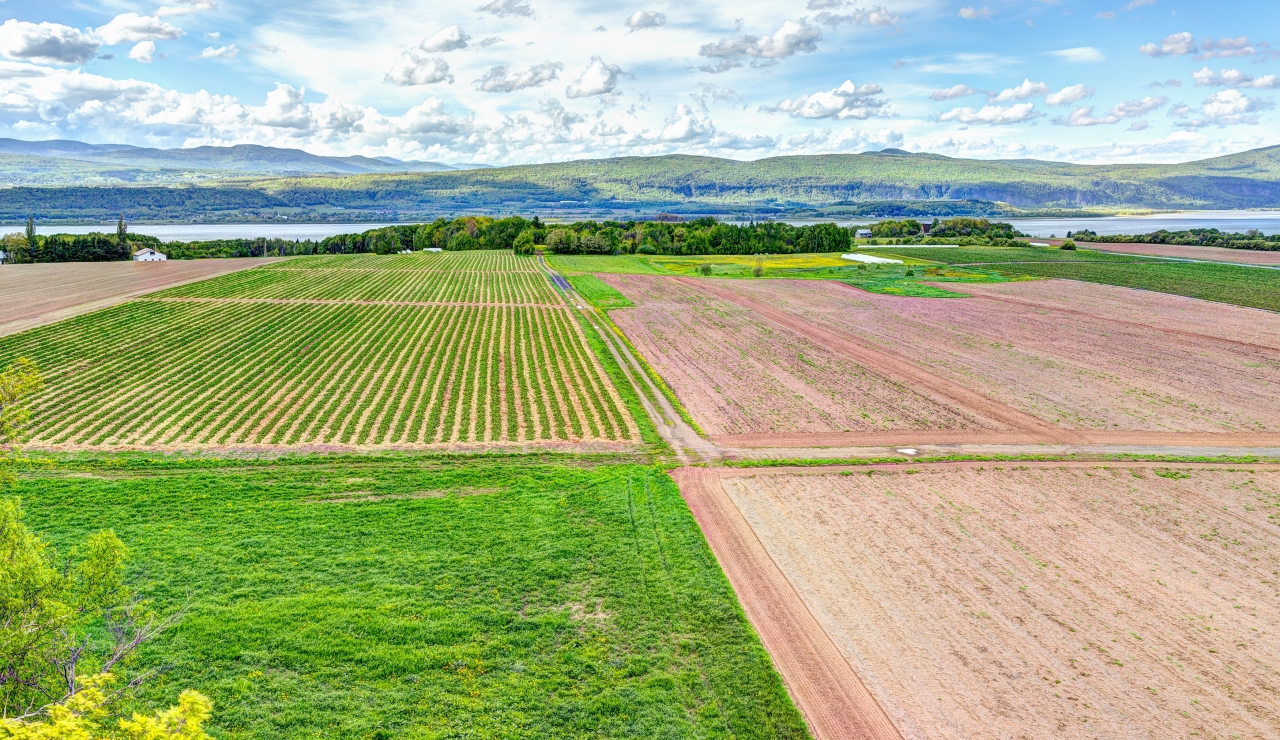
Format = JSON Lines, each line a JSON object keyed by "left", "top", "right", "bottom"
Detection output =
{"left": 1066, "top": 227, "right": 1280, "bottom": 252}
{"left": 2, "top": 215, "right": 1035, "bottom": 263}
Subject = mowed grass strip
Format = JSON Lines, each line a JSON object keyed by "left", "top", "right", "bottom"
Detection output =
{"left": 15, "top": 457, "right": 810, "bottom": 739}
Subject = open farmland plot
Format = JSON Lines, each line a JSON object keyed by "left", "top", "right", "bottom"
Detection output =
{"left": 15, "top": 456, "right": 810, "bottom": 739}
{"left": 0, "top": 251, "right": 639, "bottom": 450}
{"left": 708, "top": 277, "right": 1280, "bottom": 439}
{"left": 598, "top": 273, "right": 1003, "bottom": 437}
{"left": 677, "top": 463, "right": 1280, "bottom": 740}
{"left": 0, "top": 257, "right": 277, "bottom": 337}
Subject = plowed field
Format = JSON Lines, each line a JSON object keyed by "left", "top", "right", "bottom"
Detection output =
{"left": 0, "top": 251, "right": 638, "bottom": 449}
{"left": 695, "top": 463, "right": 1280, "bottom": 740}
{"left": 697, "top": 277, "right": 1280, "bottom": 434}
{"left": 0, "top": 257, "right": 276, "bottom": 337}
{"left": 598, "top": 273, "right": 997, "bottom": 436}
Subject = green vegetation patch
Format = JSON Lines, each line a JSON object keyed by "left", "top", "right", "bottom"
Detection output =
{"left": 566, "top": 274, "right": 635, "bottom": 310}
{"left": 546, "top": 254, "right": 666, "bottom": 274}
{"left": 873, "top": 245, "right": 1167, "bottom": 266}
{"left": 14, "top": 457, "right": 809, "bottom": 739}
{"left": 984, "top": 260, "right": 1280, "bottom": 313}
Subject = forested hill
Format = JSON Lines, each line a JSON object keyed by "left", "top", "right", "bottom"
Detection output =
{"left": 3, "top": 145, "right": 1279, "bottom": 221}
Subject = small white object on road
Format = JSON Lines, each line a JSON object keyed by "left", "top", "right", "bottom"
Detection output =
{"left": 842, "top": 253, "right": 904, "bottom": 265}
{"left": 896, "top": 447, "right": 918, "bottom": 456}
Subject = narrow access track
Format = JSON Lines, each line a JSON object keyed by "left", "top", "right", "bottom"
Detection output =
{"left": 672, "top": 467, "right": 905, "bottom": 740}
{"left": 536, "top": 255, "right": 717, "bottom": 462}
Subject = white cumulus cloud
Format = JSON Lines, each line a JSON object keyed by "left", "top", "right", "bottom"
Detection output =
{"left": 1045, "top": 84, "right": 1094, "bottom": 106}
{"left": 958, "top": 6, "right": 991, "bottom": 20}
{"left": 1053, "top": 96, "right": 1166, "bottom": 126}
{"left": 939, "top": 102, "right": 1038, "bottom": 125}
{"left": 200, "top": 45, "right": 238, "bottom": 59}
{"left": 128, "top": 41, "right": 156, "bottom": 63}
{"left": 420, "top": 26, "right": 470, "bottom": 53}
{"left": 95, "top": 13, "right": 184, "bottom": 46}
{"left": 1197, "top": 37, "right": 1256, "bottom": 60}
{"left": 767, "top": 80, "right": 887, "bottom": 119}
{"left": 1192, "top": 67, "right": 1280, "bottom": 89}
{"left": 566, "top": 57, "right": 623, "bottom": 98}
{"left": 815, "top": 6, "right": 902, "bottom": 28}
{"left": 0, "top": 20, "right": 100, "bottom": 64}
{"left": 931, "top": 84, "right": 978, "bottom": 101}
{"left": 477, "top": 0, "right": 534, "bottom": 18}
{"left": 1140, "top": 32, "right": 1196, "bottom": 58}
{"left": 1173, "top": 89, "right": 1275, "bottom": 128}
{"left": 625, "top": 11, "right": 667, "bottom": 31}
{"left": 699, "top": 20, "right": 821, "bottom": 63}
{"left": 385, "top": 53, "right": 453, "bottom": 85}
{"left": 476, "top": 62, "right": 562, "bottom": 93}
{"left": 989, "top": 79, "right": 1049, "bottom": 103}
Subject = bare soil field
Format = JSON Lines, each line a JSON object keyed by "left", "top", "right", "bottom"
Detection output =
{"left": 713, "top": 277, "right": 1280, "bottom": 435}
{"left": 688, "top": 462, "right": 1280, "bottom": 740}
{"left": 953, "top": 279, "right": 1280, "bottom": 351}
{"left": 0, "top": 258, "right": 277, "bottom": 337}
{"left": 599, "top": 273, "right": 1002, "bottom": 436}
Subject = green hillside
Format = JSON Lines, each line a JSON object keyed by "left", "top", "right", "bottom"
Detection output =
{"left": 4, "top": 145, "right": 1279, "bottom": 221}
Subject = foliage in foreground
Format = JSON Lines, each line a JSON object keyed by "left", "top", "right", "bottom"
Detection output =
{"left": 14, "top": 457, "right": 808, "bottom": 739}
{"left": 0, "top": 673, "right": 212, "bottom": 740}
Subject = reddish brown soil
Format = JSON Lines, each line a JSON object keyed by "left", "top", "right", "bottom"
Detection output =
{"left": 715, "top": 278, "right": 1280, "bottom": 434}
{"left": 1042, "top": 239, "right": 1280, "bottom": 265}
{"left": 599, "top": 273, "right": 1004, "bottom": 436}
{"left": 672, "top": 467, "right": 905, "bottom": 740}
{"left": 0, "top": 258, "right": 279, "bottom": 337}
{"left": 692, "top": 462, "right": 1280, "bottom": 740}
{"left": 953, "top": 279, "right": 1280, "bottom": 352}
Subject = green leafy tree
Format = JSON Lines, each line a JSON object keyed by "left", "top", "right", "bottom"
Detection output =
{"left": 24, "top": 216, "right": 35, "bottom": 263}
{"left": 116, "top": 216, "right": 127, "bottom": 250}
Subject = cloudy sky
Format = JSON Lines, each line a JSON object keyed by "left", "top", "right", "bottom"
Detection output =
{"left": 1, "top": 0, "right": 1276, "bottom": 165}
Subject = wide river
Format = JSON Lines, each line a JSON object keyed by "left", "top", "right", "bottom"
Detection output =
{"left": 24, "top": 209, "right": 1280, "bottom": 241}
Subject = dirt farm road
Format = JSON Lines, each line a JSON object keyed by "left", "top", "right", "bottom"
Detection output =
{"left": 672, "top": 466, "right": 906, "bottom": 740}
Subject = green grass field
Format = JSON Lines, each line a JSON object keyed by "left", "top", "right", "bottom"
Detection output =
{"left": 547, "top": 255, "right": 666, "bottom": 275}
{"left": 565, "top": 275, "right": 635, "bottom": 310}
{"left": 13, "top": 454, "right": 808, "bottom": 739}
{"left": 982, "top": 260, "right": 1280, "bottom": 312}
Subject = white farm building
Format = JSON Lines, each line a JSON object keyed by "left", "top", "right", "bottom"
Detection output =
{"left": 133, "top": 247, "right": 167, "bottom": 261}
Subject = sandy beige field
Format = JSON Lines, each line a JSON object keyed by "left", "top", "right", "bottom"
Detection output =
{"left": 710, "top": 463, "right": 1280, "bottom": 740}
{"left": 600, "top": 273, "right": 1000, "bottom": 436}
{"left": 0, "top": 258, "right": 279, "bottom": 337}
{"left": 714, "top": 277, "right": 1280, "bottom": 434}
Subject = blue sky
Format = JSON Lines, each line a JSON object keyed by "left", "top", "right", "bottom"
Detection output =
{"left": 0, "top": 0, "right": 1276, "bottom": 164}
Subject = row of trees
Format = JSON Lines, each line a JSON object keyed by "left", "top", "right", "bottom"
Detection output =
{"left": 1066, "top": 227, "right": 1280, "bottom": 251}
{"left": 4, "top": 214, "right": 1037, "bottom": 263}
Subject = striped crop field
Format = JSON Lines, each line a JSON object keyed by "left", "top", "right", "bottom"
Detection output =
{"left": 151, "top": 250, "right": 561, "bottom": 304}
{"left": 0, "top": 251, "right": 640, "bottom": 449}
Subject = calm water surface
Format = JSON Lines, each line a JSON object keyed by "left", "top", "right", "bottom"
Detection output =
{"left": 22, "top": 210, "right": 1280, "bottom": 241}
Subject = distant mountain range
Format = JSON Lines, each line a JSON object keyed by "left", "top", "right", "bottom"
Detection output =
{"left": 0, "top": 138, "right": 492, "bottom": 183}
{"left": 0, "top": 140, "right": 1277, "bottom": 222}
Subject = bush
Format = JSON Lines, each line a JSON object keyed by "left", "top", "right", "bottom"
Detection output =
{"left": 698, "top": 264, "right": 712, "bottom": 276}
{"left": 1061, "top": 240, "right": 1077, "bottom": 250}
{"left": 513, "top": 229, "right": 535, "bottom": 255}
{"left": 905, "top": 269, "right": 915, "bottom": 276}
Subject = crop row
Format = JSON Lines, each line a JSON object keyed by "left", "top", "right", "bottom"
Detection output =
{"left": 152, "top": 267, "right": 561, "bottom": 304}
{"left": 259, "top": 250, "right": 540, "bottom": 272}
{"left": 1, "top": 300, "right": 638, "bottom": 448}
